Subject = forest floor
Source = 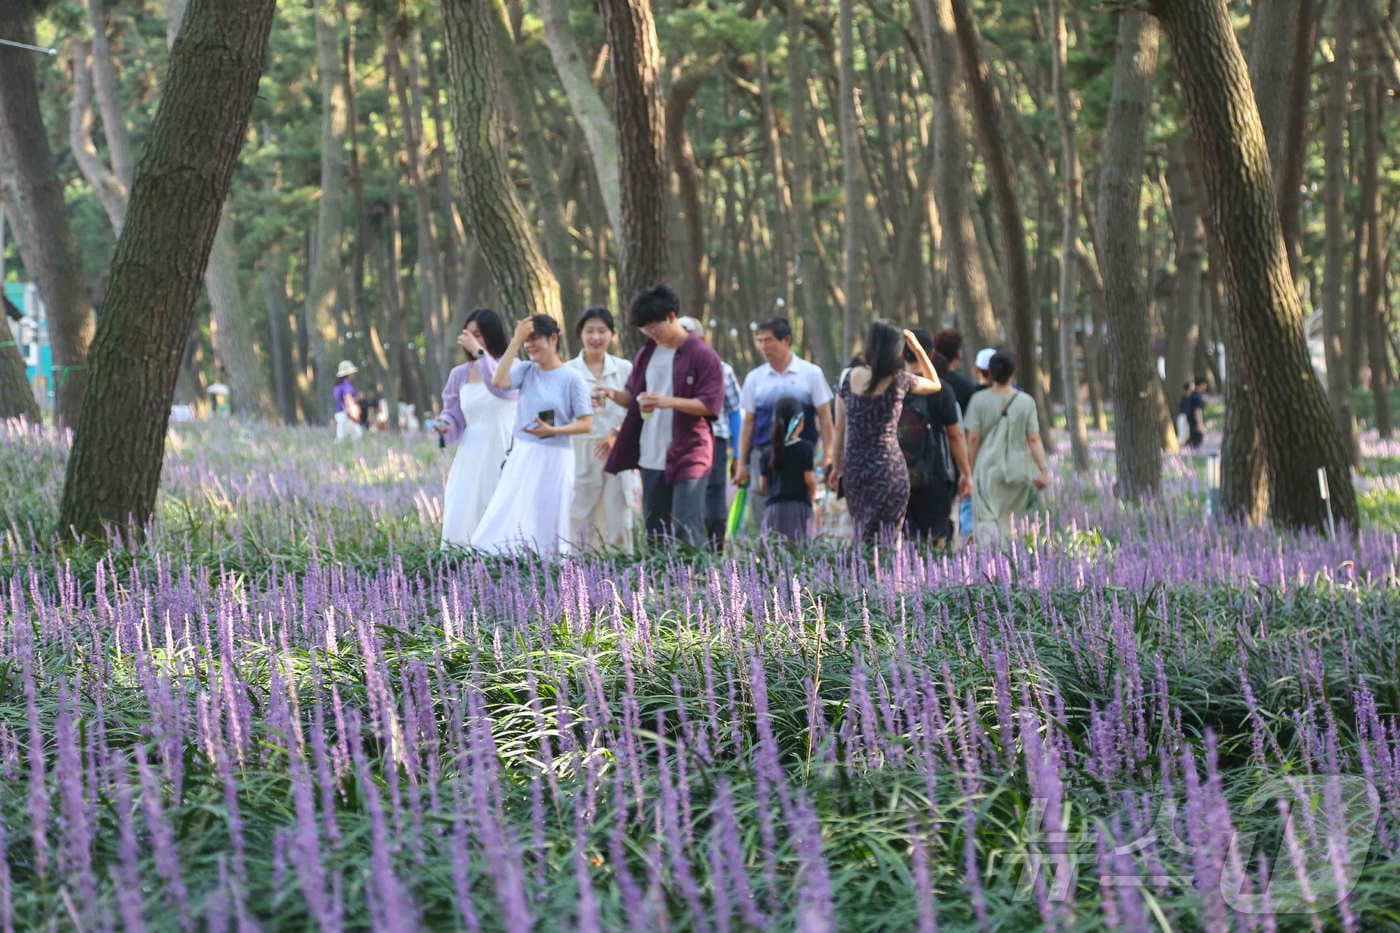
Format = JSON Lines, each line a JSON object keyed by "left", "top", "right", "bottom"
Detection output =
{"left": 0, "top": 420, "right": 1396, "bottom": 929}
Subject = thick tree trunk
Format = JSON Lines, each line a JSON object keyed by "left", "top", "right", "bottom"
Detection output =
{"left": 1050, "top": 0, "right": 1090, "bottom": 471}
{"left": 440, "top": 0, "right": 561, "bottom": 322}
{"left": 1096, "top": 13, "right": 1163, "bottom": 500}
{"left": 57, "top": 0, "right": 276, "bottom": 539}
{"left": 1150, "top": 0, "right": 1358, "bottom": 531}
{"left": 598, "top": 0, "right": 669, "bottom": 305}
{"left": 911, "top": 0, "right": 999, "bottom": 352}
{"left": 1274, "top": 0, "right": 1319, "bottom": 277}
{"left": 304, "top": 2, "right": 348, "bottom": 423}
{"left": 0, "top": 0, "right": 96, "bottom": 428}
{"left": 1322, "top": 1, "right": 1360, "bottom": 464}
{"left": 538, "top": 0, "right": 622, "bottom": 241}
{"left": 949, "top": 0, "right": 1045, "bottom": 436}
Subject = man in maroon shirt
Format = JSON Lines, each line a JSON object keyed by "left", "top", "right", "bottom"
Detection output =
{"left": 603, "top": 285, "right": 724, "bottom": 547}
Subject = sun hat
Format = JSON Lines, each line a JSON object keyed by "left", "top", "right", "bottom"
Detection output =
{"left": 335, "top": 360, "right": 359, "bottom": 378}
{"left": 975, "top": 348, "right": 996, "bottom": 371}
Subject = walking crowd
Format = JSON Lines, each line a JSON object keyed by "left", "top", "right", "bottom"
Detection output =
{"left": 334, "top": 283, "right": 1055, "bottom": 557}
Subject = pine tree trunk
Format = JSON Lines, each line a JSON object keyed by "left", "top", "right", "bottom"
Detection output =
{"left": 1096, "top": 12, "right": 1163, "bottom": 500}
{"left": 0, "top": 317, "right": 40, "bottom": 422}
{"left": 911, "top": 0, "right": 999, "bottom": 352}
{"left": 1359, "top": 54, "right": 1391, "bottom": 440}
{"left": 538, "top": 0, "right": 622, "bottom": 241}
{"left": 785, "top": 0, "right": 839, "bottom": 371}
{"left": 488, "top": 6, "right": 581, "bottom": 327}
{"left": 85, "top": 0, "right": 135, "bottom": 189}
{"left": 1051, "top": 0, "right": 1090, "bottom": 471}
{"left": 598, "top": 0, "right": 669, "bottom": 305}
{"left": 57, "top": 0, "right": 277, "bottom": 539}
{"left": 304, "top": 2, "right": 348, "bottom": 423}
{"left": 1323, "top": 1, "right": 1360, "bottom": 464}
{"left": 667, "top": 69, "right": 708, "bottom": 320}
{"left": 837, "top": 0, "right": 864, "bottom": 354}
{"left": 1163, "top": 133, "right": 1204, "bottom": 401}
{"left": 67, "top": 44, "right": 128, "bottom": 235}
{"left": 0, "top": 0, "right": 95, "bottom": 428}
{"left": 1150, "top": 0, "right": 1358, "bottom": 531}
{"left": 949, "top": 0, "right": 1045, "bottom": 436}
{"left": 440, "top": 0, "right": 562, "bottom": 322}
{"left": 259, "top": 251, "right": 298, "bottom": 424}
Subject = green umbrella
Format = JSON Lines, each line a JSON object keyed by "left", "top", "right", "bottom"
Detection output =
{"left": 725, "top": 485, "right": 748, "bottom": 542}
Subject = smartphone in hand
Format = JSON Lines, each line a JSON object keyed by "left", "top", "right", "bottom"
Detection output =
{"left": 537, "top": 409, "right": 556, "bottom": 426}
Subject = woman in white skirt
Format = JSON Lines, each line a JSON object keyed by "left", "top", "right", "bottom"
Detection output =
{"left": 434, "top": 308, "right": 518, "bottom": 547}
{"left": 564, "top": 307, "right": 639, "bottom": 551}
{"left": 473, "top": 315, "right": 593, "bottom": 557}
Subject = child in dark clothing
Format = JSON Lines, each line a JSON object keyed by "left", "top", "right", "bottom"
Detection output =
{"left": 759, "top": 396, "right": 817, "bottom": 543}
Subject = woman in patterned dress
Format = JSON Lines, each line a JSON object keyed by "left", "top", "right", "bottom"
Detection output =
{"left": 828, "top": 321, "right": 943, "bottom": 543}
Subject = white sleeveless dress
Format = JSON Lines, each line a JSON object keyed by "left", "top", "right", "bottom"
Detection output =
{"left": 440, "top": 381, "right": 517, "bottom": 547}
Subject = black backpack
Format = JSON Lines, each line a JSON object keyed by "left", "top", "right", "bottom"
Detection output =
{"left": 897, "top": 395, "right": 953, "bottom": 490}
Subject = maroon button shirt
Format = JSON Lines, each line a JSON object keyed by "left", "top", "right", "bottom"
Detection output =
{"left": 605, "top": 334, "right": 724, "bottom": 483}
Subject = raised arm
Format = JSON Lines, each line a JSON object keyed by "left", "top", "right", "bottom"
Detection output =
{"left": 903, "top": 330, "right": 943, "bottom": 395}
{"left": 493, "top": 318, "right": 533, "bottom": 390}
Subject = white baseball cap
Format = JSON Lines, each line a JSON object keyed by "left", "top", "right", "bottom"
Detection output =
{"left": 678, "top": 316, "right": 702, "bottom": 334}
{"left": 975, "top": 348, "right": 996, "bottom": 371}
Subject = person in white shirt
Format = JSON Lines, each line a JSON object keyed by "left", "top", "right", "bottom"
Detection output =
{"left": 564, "top": 307, "right": 638, "bottom": 551}
{"left": 732, "top": 317, "right": 836, "bottom": 532}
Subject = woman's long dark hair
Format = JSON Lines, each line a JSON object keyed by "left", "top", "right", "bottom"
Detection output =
{"left": 767, "top": 395, "right": 804, "bottom": 476}
{"left": 861, "top": 320, "right": 905, "bottom": 395}
{"left": 464, "top": 308, "right": 510, "bottom": 359}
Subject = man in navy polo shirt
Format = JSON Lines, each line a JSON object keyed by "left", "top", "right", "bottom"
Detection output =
{"left": 732, "top": 317, "right": 835, "bottom": 530}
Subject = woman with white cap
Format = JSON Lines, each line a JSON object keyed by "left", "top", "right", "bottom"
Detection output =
{"left": 333, "top": 360, "right": 363, "bottom": 443}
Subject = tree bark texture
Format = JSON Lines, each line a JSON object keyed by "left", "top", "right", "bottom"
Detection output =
{"left": 1150, "top": 0, "right": 1358, "bottom": 531}
{"left": 0, "top": 316, "right": 40, "bottom": 422}
{"left": 0, "top": 0, "right": 96, "bottom": 428}
{"left": 1050, "top": 0, "right": 1090, "bottom": 472}
{"left": 1096, "top": 13, "right": 1163, "bottom": 500}
{"left": 948, "top": 0, "right": 1044, "bottom": 429}
{"left": 57, "top": 0, "right": 277, "bottom": 539}
{"left": 205, "top": 211, "right": 271, "bottom": 417}
{"left": 912, "top": 0, "right": 999, "bottom": 353}
{"left": 1322, "top": 0, "right": 1360, "bottom": 464}
{"left": 598, "top": 0, "right": 670, "bottom": 306}
{"left": 440, "top": 0, "right": 561, "bottom": 322}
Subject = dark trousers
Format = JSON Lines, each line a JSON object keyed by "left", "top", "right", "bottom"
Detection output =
{"left": 906, "top": 481, "right": 955, "bottom": 544}
{"left": 640, "top": 469, "right": 707, "bottom": 547}
{"left": 705, "top": 436, "right": 730, "bottom": 549}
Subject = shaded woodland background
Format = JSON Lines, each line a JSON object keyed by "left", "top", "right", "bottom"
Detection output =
{"left": 0, "top": 0, "right": 1396, "bottom": 533}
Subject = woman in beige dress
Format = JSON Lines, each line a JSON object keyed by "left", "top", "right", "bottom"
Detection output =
{"left": 963, "top": 351, "right": 1050, "bottom": 542}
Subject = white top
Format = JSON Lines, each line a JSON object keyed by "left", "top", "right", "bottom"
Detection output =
{"left": 565, "top": 352, "right": 633, "bottom": 440}
{"left": 639, "top": 344, "right": 677, "bottom": 471}
{"left": 508, "top": 360, "right": 591, "bottom": 449}
{"left": 740, "top": 354, "right": 834, "bottom": 444}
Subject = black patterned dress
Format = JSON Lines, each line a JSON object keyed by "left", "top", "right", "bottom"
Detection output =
{"left": 839, "top": 369, "right": 915, "bottom": 542}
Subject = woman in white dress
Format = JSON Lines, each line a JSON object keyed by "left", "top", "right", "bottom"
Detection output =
{"left": 434, "top": 308, "right": 518, "bottom": 547}
{"left": 564, "top": 307, "right": 639, "bottom": 551}
{"left": 473, "top": 316, "right": 593, "bottom": 557}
